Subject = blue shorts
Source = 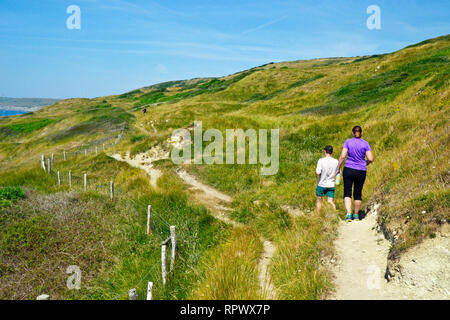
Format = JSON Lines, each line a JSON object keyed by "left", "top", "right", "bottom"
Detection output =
{"left": 316, "top": 186, "right": 335, "bottom": 198}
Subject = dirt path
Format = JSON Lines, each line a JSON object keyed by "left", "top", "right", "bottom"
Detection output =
{"left": 150, "top": 122, "right": 157, "bottom": 133}
{"left": 109, "top": 147, "right": 277, "bottom": 299}
{"left": 332, "top": 209, "right": 393, "bottom": 299}
{"left": 175, "top": 169, "right": 239, "bottom": 227}
{"left": 332, "top": 205, "right": 450, "bottom": 300}
{"left": 259, "top": 240, "right": 276, "bottom": 299}
{"left": 110, "top": 146, "right": 168, "bottom": 188}
{"left": 175, "top": 169, "right": 277, "bottom": 299}
{"left": 110, "top": 147, "right": 449, "bottom": 300}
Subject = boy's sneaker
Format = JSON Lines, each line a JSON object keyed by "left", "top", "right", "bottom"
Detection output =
{"left": 345, "top": 213, "right": 352, "bottom": 222}
{"left": 353, "top": 213, "right": 359, "bottom": 221}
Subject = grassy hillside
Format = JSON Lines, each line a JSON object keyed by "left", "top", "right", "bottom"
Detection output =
{"left": 0, "top": 34, "right": 448, "bottom": 299}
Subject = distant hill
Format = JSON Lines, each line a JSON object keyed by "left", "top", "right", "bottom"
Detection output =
{"left": 0, "top": 97, "right": 60, "bottom": 111}
{"left": 0, "top": 34, "right": 448, "bottom": 300}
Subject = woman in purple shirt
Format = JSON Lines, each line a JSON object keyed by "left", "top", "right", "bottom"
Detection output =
{"left": 337, "top": 126, "right": 374, "bottom": 221}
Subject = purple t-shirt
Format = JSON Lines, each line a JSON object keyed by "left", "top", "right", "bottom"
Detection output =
{"left": 343, "top": 138, "right": 371, "bottom": 171}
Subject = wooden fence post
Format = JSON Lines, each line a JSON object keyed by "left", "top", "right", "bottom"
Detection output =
{"left": 95, "top": 146, "right": 98, "bottom": 155}
{"left": 41, "top": 155, "right": 46, "bottom": 171}
{"left": 129, "top": 288, "right": 137, "bottom": 300}
{"left": 110, "top": 181, "right": 114, "bottom": 200}
{"left": 64, "top": 151, "right": 66, "bottom": 161}
{"left": 161, "top": 244, "right": 167, "bottom": 286}
{"left": 84, "top": 173, "right": 87, "bottom": 192}
{"left": 51, "top": 153, "right": 54, "bottom": 166}
{"left": 69, "top": 171, "right": 72, "bottom": 189}
{"left": 170, "top": 226, "right": 177, "bottom": 272}
{"left": 147, "top": 205, "right": 151, "bottom": 235}
{"left": 85, "top": 149, "right": 87, "bottom": 156}
{"left": 102, "top": 143, "right": 105, "bottom": 151}
{"left": 146, "top": 282, "right": 153, "bottom": 300}
{"left": 57, "top": 171, "right": 61, "bottom": 186}
{"left": 47, "top": 158, "right": 51, "bottom": 174}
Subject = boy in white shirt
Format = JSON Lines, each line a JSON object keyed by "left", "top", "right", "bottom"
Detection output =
{"left": 315, "top": 145, "right": 339, "bottom": 212}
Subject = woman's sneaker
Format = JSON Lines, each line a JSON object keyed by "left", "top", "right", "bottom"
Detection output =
{"left": 345, "top": 213, "right": 352, "bottom": 222}
{"left": 353, "top": 213, "right": 359, "bottom": 221}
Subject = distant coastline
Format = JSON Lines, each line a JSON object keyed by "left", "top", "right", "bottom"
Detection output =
{"left": 0, "top": 106, "right": 39, "bottom": 112}
{"left": 0, "top": 97, "right": 60, "bottom": 113}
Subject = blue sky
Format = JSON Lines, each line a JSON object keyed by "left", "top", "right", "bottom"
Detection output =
{"left": 0, "top": 0, "right": 449, "bottom": 99}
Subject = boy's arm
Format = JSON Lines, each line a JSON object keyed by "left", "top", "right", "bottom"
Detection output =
{"left": 316, "top": 159, "right": 322, "bottom": 175}
{"left": 334, "top": 161, "right": 340, "bottom": 177}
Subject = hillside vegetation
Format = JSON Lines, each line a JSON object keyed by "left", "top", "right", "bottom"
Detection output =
{"left": 0, "top": 35, "right": 448, "bottom": 299}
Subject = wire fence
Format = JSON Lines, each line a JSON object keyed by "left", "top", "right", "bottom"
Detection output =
{"left": 109, "top": 207, "right": 183, "bottom": 300}
{"left": 36, "top": 132, "right": 183, "bottom": 300}
{"left": 35, "top": 130, "right": 124, "bottom": 169}
{"left": 110, "top": 261, "right": 160, "bottom": 300}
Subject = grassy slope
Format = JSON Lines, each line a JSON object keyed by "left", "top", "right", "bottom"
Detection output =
{"left": 0, "top": 154, "right": 227, "bottom": 299}
{"left": 0, "top": 35, "right": 448, "bottom": 299}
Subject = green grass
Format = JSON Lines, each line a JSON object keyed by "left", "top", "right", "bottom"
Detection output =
{"left": 300, "top": 55, "right": 449, "bottom": 115}
{"left": 130, "top": 135, "right": 145, "bottom": 143}
{"left": 0, "top": 186, "right": 25, "bottom": 208}
{"left": 0, "top": 155, "right": 227, "bottom": 299}
{"left": 1, "top": 215, "right": 56, "bottom": 255}
{"left": 0, "top": 186, "right": 25, "bottom": 200}
{"left": 50, "top": 108, "right": 134, "bottom": 142}
{"left": 0, "top": 34, "right": 448, "bottom": 300}
{"left": 6, "top": 118, "right": 57, "bottom": 133}
{"left": 119, "top": 89, "right": 142, "bottom": 99}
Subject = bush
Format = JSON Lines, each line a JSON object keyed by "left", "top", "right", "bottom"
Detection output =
{"left": 0, "top": 187, "right": 25, "bottom": 200}
{"left": 130, "top": 135, "right": 145, "bottom": 143}
{"left": 1, "top": 215, "right": 55, "bottom": 254}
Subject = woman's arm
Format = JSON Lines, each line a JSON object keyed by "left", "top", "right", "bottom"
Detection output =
{"left": 337, "top": 147, "right": 348, "bottom": 174}
{"left": 365, "top": 150, "right": 374, "bottom": 166}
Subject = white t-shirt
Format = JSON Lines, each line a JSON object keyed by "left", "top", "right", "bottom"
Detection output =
{"left": 316, "top": 156, "right": 339, "bottom": 188}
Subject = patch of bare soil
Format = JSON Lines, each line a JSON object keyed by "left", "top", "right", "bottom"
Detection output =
{"left": 332, "top": 204, "right": 449, "bottom": 300}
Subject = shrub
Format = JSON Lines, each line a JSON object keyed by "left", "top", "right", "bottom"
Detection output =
{"left": 0, "top": 187, "right": 25, "bottom": 200}
{"left": 130, "top": 135, "right": 145, "bottom": 143}
{"left": 1, "top": 215, "right": 55, "bottom": 254}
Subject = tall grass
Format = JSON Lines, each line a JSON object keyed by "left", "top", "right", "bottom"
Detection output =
{"left": 0, "top": 154, "right": 227, "bottom": 299}
{"left": 0, "top": 34, "right": 448, "bottom": 300}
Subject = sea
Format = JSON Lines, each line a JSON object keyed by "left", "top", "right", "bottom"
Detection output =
{"left": 0, "top": 109, "right": 27, "bottom": 117}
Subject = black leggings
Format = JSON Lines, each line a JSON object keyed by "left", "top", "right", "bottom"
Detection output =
{"left": 343, "top": 167, "right": 366, "bottom": 201}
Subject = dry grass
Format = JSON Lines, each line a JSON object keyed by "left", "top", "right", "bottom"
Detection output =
{"left": 0, "top": 189, "right": 119, "bottom": 299}
{"left": 190, "top": 227, "right": 262, "bottom": 300}
{"left": 270, "top": 210, "right": 340, "bottom": 299}
{"left": 0, "top": 34, "right": 448, "bottom": 300}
